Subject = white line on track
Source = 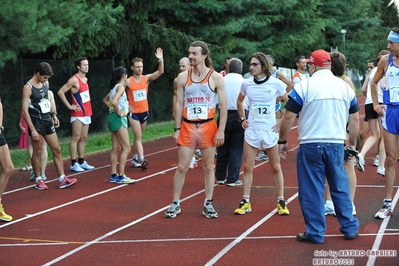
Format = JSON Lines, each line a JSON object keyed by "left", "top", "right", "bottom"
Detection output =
{"left": 0, "top": 166, "right": 177, "bottom": 229}
{"left": 366, "top": 187, "right": 399, "bottom": 266}
{"left": 4, "top": 146, "right": 178, "bottom": 194}
{"left": 205, "top": 192, "right": 299, "bottom": 266}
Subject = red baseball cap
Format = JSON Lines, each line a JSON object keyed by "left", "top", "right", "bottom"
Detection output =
{"left": 304, "top": 50, "right": 331, "bottom": 67}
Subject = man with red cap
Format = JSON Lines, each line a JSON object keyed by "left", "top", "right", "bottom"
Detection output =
{"left": 277, "top": 49, "right": 360, "bottom": 243}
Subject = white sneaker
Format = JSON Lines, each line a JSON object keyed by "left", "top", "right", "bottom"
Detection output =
{"left": 324, "top": 199, "right": 335, "bottom": 216}
{"left": 70, "top": 162, "right": 85, "bottom": 173}
{"left": 131, "top": 158, "right": 141, "bottom": 168}
{"left": 189, "top": 157, "right": 198, "bottom": 169}
{"left": 255, "top": 152, "right": 269, "bottom": 161}
{"left": 80, "top": 161, "right": 94, "bottom": 170}
{"left": 377, "top": 166, "right": 385, "bottom": 176}
{"left": 373, "top": 154, "right": 379, "bottom": 167}
{"left": 355, "top": 153, "right": 365, "bottom": 172}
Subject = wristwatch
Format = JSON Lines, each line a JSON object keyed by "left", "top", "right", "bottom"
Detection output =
{"left": 174, "top": 127, "right": 181, "bottom": 132}
{"left": 0, "top": 126, "right": 4, "bottom": 134}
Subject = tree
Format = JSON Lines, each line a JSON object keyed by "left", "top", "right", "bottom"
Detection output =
{"left": 0, "top": 0, "right": 123, "bottom": 67}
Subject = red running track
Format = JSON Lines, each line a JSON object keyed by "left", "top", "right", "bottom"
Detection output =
{"left": 1, "top": 100, "right": 398, "bottom": 265}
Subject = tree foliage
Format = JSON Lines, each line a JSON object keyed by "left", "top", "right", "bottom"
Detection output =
{"left": 2, "top": 0, "right": 399, "bottom": 147}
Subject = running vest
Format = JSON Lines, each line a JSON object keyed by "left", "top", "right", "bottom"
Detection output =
{"left": 183, "top": 69, "right": 218, "bottom": 121}
{"left": 27, "top": 82, "right": 52, "bottom": 121}
{"left": 70, "top": 74, "right": 93, "bottom": 117}
{"left": 384, "top": 53, "right": 399, "bottom": 106}
{"left": 109, "top": 84, "right": 128, "bottom": 113}
{"left": 127, "top": 76, "right": 149, "bottom": 113}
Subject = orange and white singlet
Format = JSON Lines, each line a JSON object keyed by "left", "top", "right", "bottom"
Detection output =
{"left": 183, "top": 69, "right": 218, "bottom": 121}
{"left": 70, "top": 74, "right": 93, "bottom": 117}
{"left": 127, "top": 76, "right": 149, "bottom": 114}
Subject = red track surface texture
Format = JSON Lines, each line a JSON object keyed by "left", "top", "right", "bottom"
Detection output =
{"left": 1, "top": 103, "right": 398, "bottom": 265}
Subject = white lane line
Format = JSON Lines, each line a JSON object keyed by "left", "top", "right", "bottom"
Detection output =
{"left": 366, "top": 187, "right": 399, "bottom": 266}
{"left": 204, "top": 192, "right": 299, "bottom": 266}
{"left": 0, "top": 166, "right": 177, "bottom": 229}
{"left": 42, "top": 188, "right": 205, "bottom": 266}
{"left": 5, "top": 146, "right": 178, "bottom": 194}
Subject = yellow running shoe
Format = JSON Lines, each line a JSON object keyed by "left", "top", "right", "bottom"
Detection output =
{"left": 277, "top": 200, "right": 290, "bottom": 215}
{"left": 0, "top": 204, "right": 12, "bottom": 222}
{"left": 234, "top": 200, "right": 252, "bottom": 215}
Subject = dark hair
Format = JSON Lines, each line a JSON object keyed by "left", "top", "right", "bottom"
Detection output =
{"left": 227, "top": 58, "right": 242, "bottom": 74}
{"left": 296, "top": 55, "right": 305, "bottom": 63}
{"left": 190, "top": 41, "right": 213, "bottom": 68}
{"left": 251, "top": 52, "right": 271, "bottom": 77}
{"left": 35, "top": 62, "right": 54, "bottom": 76}
{"left": 130, "top": 57, "right": 143, "bottom": 66}
{"left": 329, "top": 51, "right": 347, "bottom": 77}
{"left": 368, "top": 58, "right": 377, "bottom": 67}
{"left": 75, "top": 57, "right": 88, "bottom": 68}
{"left": 110, "top": 66, "right": 127, "bottom": 89}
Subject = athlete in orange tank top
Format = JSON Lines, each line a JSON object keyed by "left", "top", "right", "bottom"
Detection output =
{"left": 125, "top": 47, "right": 164, "bottom": 170}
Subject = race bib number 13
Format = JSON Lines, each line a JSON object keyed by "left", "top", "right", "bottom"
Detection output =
{"left": 187, "top": 103, "right": 208, "bottom": 120}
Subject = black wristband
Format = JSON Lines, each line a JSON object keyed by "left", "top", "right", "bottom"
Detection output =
{"left": 174, "top": 127, "right": 180, "bottom": 132}
{"left": 239, "top": 117, "right": 246, "bottom": 123}
{"left": 278, "top": 140, "right": 287, "bottom": 144}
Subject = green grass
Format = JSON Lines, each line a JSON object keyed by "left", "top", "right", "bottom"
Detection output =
{"left": 11, "top": 121, "right": 174, "bottom": 169}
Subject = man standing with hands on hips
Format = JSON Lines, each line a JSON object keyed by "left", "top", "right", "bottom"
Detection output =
{"left": 278, "top": 50, "right": 360, "bottom": 243}
{"left": 58, "top": 57, "right": 95, "bottom": 173}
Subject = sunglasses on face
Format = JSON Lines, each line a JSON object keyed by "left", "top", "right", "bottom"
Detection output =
{"left": 249, "top": 62, "right": 261, "bottom": 67}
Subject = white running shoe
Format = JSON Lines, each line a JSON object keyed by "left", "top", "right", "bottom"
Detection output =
{"left": 189, "top": 157, "right": 198, "bottom": 169}
{"left": 70, "top": 162, "right": 85, "bottom": 173}
{"left": 373, "top": 154, "right": 379, "bottom": 167}
{"left": 80, "top": 161, "right": 94, "bottom": 170}
{"left": 377, "top": 166, "right": 385, "bottom": 176}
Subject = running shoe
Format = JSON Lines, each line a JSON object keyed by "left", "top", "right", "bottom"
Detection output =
{"left": 324, "top": 200, "right": 335, "bottom": 216}
{"left": 255, "top": 152, "right": 269, "bottom": 161}
{"left": 216, "top": 179, "right": 226, "bottom": 185}
{"left": 109, "top": 174, "right": 119, "bottom": 183}
{"left": 40, "top": 174, "right": 47, "bottom": 181}
{"left": 70, "top": 162, "right": 85, "bottom": 173}
{"left": 131, "top": 158, "right": 141, "bottom": 168}
{"left": 234, "top": 200, "right": 252, "bottom": 215}
{"left": 116, "top": 175, "right": 136, "bottom": 184}
{"left": 59, "top": 177, "right": 77, "bottom": 189}
{"left": 195, "top": 150, "right": 202, "bottom": 160}
{"left": 164, "top": 203, "right": 181, "bottom": 218}
{"left": 80, "top": 161, "right": 95, "bottom": 170}
{"left": 0, "top": 204, "right": 12, "bottom": 222}
{"left": 141, "top": 159, "right": 148, "bottom": 170}
{"left": 35, "top": 179, "right": 48, "bottom": 190}
{"left": 373, "top": 154, "right": 379, "bottom": 167}
{"left": 377, "top": 166, "right": 385, "bottom": 176}
{"left": 277, "top": 200, "right": 290, "bottom": 215}
{"left": 29, "top": 170, "right": 35, "bottom": 182}
{"left": 189, "top": 157, "right": 198, "bottom": 169}
{"left": 226, "top": 180, "right": 243, "bottom": 187}
{"left": 355, "top": 153, "right": 365, "bottom": 172}
{"left": 203, "top": 203, "right": 218, "bottom": 219}
{"left": 375, "top": 204, "right": 392, "bottom": 219}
